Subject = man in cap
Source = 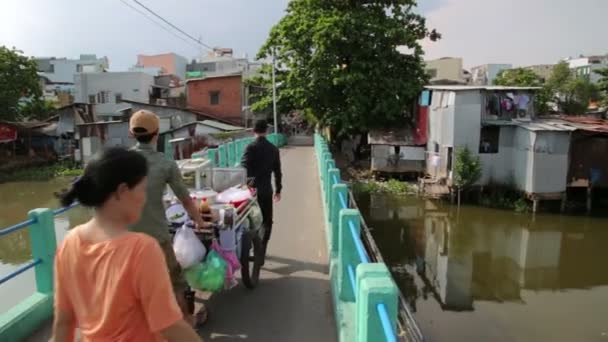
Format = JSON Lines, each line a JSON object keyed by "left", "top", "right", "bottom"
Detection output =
{"left": 241, "top": 120, "right": 283, "bottom": 260}
{"left": 128, "top": 110, "right": 208, "bottom": 326}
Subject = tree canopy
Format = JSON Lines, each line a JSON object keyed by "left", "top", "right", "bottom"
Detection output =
{"left": 255, "top": 0, "right": 438, "bottom": 137}
{"left": 547, "top": 61, "right": 599, "bottom": 115}
{"left": 595, "top": 68, "right": 608, "bottom": 106}
{"left": 0, "top": 46, "right": 43, "bottom": 121}
{"left": 494, "top": 68, "right": 551, "bottom": 113}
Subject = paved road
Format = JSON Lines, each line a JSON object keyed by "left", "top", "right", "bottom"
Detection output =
{"left": 28, "top": 146, "right": 337, "bottom": 342}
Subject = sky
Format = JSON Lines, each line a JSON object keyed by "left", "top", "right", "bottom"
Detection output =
{"left": 0, "top": 0, "right": 607, "bottom": 70}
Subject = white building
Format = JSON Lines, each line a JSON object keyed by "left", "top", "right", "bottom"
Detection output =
{"left": 74, "top": 72, "right": 154, "bottom": 119}
{"left": 565, "top": 55, "right": 608, "bottom": 83}
{"left": 470, "top": 64, "right": 513, "bottom": 86}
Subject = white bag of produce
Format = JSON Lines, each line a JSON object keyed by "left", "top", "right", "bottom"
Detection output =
{"left": 173, "top": 225, "right": 206, "bottom": 269}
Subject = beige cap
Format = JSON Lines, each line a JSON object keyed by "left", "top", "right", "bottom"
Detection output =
{"left": 129, "top": 110, "right": 160, "bottom": 136}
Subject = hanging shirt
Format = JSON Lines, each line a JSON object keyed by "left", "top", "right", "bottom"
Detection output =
{"left": 517, "top": 94, "right": 531, "bottom": 110}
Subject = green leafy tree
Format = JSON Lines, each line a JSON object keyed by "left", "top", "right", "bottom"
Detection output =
{"left": 547, "top": 61, "right": 599, "bottom": 115}
{"left": 244, "top": 64, "right": 295, "bottom": 116}
{"left": 0, "top": 46, "right": 42, "bottom": 121}
{"left": 595, "top": 68, "right": 608, "bottom": 106}
{"left": 256, "top": 0, "right": 438, "bottom": 143}
{"left": 453, "top": 146, "right": 482, "bottom": 205}
{"left": 18, "top": 99, "right": 57, "bottom": 120}
{"left": 494, "top": 68, "right": 551, "bottom": 114}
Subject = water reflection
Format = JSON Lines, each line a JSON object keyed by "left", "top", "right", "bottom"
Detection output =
{"left": 357, "top": 192, "right": 608, "bottom": 342}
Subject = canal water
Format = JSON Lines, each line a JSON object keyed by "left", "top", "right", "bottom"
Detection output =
{"left": 0, "top": 179, "right": 90, "bottom": 313}
{"left": 356, "top": 193, "right": 608, "bottom": 342}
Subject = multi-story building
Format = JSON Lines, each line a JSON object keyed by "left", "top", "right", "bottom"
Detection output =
{"left": 133, "top": 53, "right": 188, "bottom": 81}
{"left": 74, "top": 72, "right": 155, "bottom": 120}
{"left": 565, "top": 55, "right": 608, "bottom": 83}
{"left": 35, "top": 54, "right": 109, "bottom": 106}
{"left": 470, "top": 64, "right": 513, "bottom": 85}
{"left": 425, "top": 57, "right": 469, "bottom": 85}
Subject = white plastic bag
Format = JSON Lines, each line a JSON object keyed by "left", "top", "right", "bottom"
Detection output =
{"left": 173, "top": 225, "right": 206, "bottom": 269}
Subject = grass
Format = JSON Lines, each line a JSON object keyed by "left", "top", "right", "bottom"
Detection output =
{"left": 352, "top": 179, "right": 416, "bottom": 195}
{"left": 0, "top": 161, "right": 83, "bottom": 183}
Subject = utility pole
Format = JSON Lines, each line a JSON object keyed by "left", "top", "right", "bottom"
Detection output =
{"left": 271, "top": 49, "right": 278, "bottom": 135}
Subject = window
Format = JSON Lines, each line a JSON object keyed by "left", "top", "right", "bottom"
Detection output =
{"left": 210, "top": 91, "right": 220, "bottom": 105}
{"left": 479, "top": 126, "right": 500, "bottom": 153}
{"left": 88, "top": 95, "right": 96, "bottom": 104}
{"left": 97, "top": 91, "right": 109, "bottom": 104}
{"left": 115, "top": 93, "right": 123, "bottom": 103}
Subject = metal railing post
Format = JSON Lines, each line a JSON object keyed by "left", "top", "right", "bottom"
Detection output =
{"left": 27, "top": 209, "right": 56, "bottom": 294}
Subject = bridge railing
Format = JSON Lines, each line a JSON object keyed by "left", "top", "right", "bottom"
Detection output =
{"left": 202, "top": 133, "right": 287, "bottom": 168}
{"left": 0, "top": 203, "right": 78, "bottom": 341}
{"left": 315, "top": 133, "right": 423, "bottom": 342}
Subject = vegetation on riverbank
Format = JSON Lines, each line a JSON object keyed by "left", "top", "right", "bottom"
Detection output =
{"left": 352, "top": 179, "right": 416, "bottom": 195}
{"left": 0, "top": 162, "right": 82, "bottom": 183}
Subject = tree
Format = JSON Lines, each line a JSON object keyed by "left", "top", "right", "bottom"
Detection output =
{"left": 494, "top": 68, "right": 551, "bottom": 113}
{"left": 0, "top": 46, "right": 42, "bottom": 121}
{"left": 453, "top": 146, "right": 482, "bottom": 206}
{"left": 244, "top": 64, "right": 295, "bottom": 116}
{"left": 256, "top": 0, "right": 438, "bottom": 144}
{"left": 494, "top": 68, "right": 543, "bottom": 87}
{"left": 18, "top": 99, "right": 57, "bottom": 121}
{"left": 547, "top": 61, "right": 599, "bottom": 115}
{"left": 595, "top": 68, "right": 608, "bottom": 106}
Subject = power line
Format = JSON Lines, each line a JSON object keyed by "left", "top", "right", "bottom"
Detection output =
{"left": 131, "top": 0, "right": 214, "bottom": 51}
{"left": 118, "top": 0, "right": 199, "bottom": 50}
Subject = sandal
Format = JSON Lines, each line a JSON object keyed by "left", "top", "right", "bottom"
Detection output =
{"left": 195, "top": 306, "right": 209, "bottom": 328}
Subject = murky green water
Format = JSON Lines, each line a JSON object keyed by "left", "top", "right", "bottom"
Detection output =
{"left": 356, "top": 193, "right": 608, "bottom": 342}
{"left": 0, "top": 179, "right": 90, "bottom": 313}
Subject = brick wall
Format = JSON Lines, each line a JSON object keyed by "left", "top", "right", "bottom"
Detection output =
{"left": 186, "top": 75, "right": 243, "bottom": 124}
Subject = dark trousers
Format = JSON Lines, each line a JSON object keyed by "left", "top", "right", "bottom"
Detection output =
{"left": 257, "top": 189, "right": 274, "bottom": 244}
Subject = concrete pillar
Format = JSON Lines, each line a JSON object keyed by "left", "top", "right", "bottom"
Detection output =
{"left": 339, "top": 209, "right": 361, "bottom": 302}
{"left": 226, "top": 142, "right": 234, "bottom": 167}
{"left": 331, "top": 183, "right": 348, "bottom": 257}
{"left": 356, "top": 263, "right": 398, "bottom": 342}
{"left": 324, "top": 159, "right": 335, "bottom": 206}
{"left": 327, "top": 168, "right": 340, "bottom": 219}
{"left": 207, "top": 149, "right": 218, "bottom": 168}
{"left": 27, "top": 209, "right": 57, "bottom": 294}
{"left": 560, "top": 191, "right": 567, "bottom": 213}
{"left": 217, "top": 144, "right": 227, "bottom": 167}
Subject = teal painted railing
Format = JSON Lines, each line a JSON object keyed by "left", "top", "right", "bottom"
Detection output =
{"left": 315, "top": 133, "right": 423, "bottom": 342}
{"left": 205, "top": 133, "right": 287, "bottom": 168}
{"left": 0, "top": 203, "right": 78, "bottom": 341}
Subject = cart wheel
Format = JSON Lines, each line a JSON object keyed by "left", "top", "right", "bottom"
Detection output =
{"left": 240, "top": 230, "right": 264, "bottom": 289}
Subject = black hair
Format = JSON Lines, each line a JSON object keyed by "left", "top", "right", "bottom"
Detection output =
{"left": 60, "top": 147, "right": 148, "bottom": 208}
{"left": 133, "top": 127, "right": 157, "bottom": 144}
{"left": 253, "top": 120, "right": 268, "bottom": 134}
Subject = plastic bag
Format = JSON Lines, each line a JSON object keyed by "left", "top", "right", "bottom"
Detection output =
{"left": 211, "top": 240, "right": 241, "bottom": 289}
{"left": 216, "top": 187, "right": 252, "bottom": 205}
{"left": 184, "top": 250, "right": 227, "bottom": 292}
{"left": 173, "top": 225, "right": 206, "bottom": 269}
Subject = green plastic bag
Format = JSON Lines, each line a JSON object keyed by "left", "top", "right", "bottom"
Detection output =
{"left": 184, "top": 250, "right": 227, "bottom": 292}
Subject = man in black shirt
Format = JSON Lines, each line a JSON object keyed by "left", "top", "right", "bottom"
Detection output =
{"left": 241, "top": 120, "right": 283, "bottom": 256}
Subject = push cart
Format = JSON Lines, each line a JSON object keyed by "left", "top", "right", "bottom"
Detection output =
{"left": 165, "top": 166, "right": 266, "bottom": 290}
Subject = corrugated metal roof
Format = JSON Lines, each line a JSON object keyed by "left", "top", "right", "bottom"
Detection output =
{"left": 200, "top": 120, "right": 243, "bottom": 131}
{"left": 425, "top": 85, "right": 541, "bottom": 91}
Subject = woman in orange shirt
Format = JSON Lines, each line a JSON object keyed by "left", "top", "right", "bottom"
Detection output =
{"left": 53, "top": 147, "right": 202, "bottom": 342}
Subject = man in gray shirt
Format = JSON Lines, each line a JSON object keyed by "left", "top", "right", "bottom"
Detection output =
{"left": 129, "top": 110, "right": 207, "bottom": 326}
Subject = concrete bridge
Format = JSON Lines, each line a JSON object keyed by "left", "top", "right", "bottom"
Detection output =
{"left": 0, "top": 134, "right": 418, "bottom": 342}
